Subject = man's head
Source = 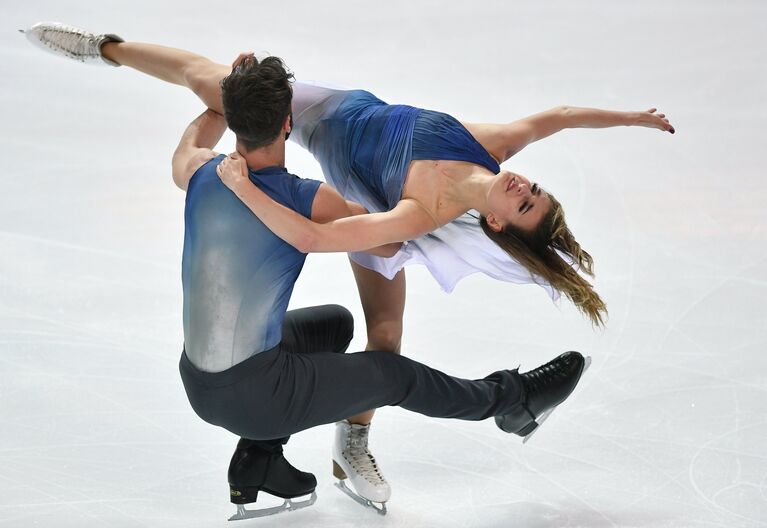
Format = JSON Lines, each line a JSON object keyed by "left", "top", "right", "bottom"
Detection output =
{"left": 220, "top": 55, "right": 294, "bottom": 151}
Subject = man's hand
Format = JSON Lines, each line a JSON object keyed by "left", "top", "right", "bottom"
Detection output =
{"left": 633, "top": 108, "right": 675, "bottom": 134}
{"left": 216, "top": 152, "right": 250, "bottom": 195}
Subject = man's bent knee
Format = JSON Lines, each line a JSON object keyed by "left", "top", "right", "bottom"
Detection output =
{"left": 328, "top": 304, "right": 354, "bottom": 353}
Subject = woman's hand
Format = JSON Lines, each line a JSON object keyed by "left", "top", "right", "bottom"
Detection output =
{"left": 216, "top": 153, "right": 250, "bottom": 195}
{"left": 633, "top": 108, "right": 675, "bottom": 134}
{"left": 231, "top": 52, "right": 255, "bottom": 70}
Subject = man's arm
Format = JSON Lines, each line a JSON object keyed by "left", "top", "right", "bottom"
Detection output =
{"left": 465, "top": 106, "right": 674, "bottom": 163}
{"left": 171, "top": 109, "right": 228, "bottom": 191}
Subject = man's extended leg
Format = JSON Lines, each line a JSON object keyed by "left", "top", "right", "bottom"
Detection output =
{"left": 196, "top": 340, "right": 584, "bottom": 442}
{"left": 180, "top": 299, "right": 586, "bottom": 441}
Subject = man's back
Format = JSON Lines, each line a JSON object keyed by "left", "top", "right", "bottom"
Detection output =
{"left": 182, "top": 155, "right": 320, "bottom": 372}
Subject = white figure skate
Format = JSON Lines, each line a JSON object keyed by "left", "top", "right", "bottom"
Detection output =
{"left": 21, "top": 22, "right": 123, "bottom": 66}
{"left": 332, "top": 420, "right": 390, "bottom": 515}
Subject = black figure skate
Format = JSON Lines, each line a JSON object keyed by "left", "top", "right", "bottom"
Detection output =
{"left": 496, "top": 351, "right": 591, "bottom": 443}
{"left": 227, "top": 439, "right": 317, "bottom": 521}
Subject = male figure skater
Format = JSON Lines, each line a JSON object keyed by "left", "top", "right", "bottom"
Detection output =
{"left": 25, "top": 24, "right": 590, "bottom": 519}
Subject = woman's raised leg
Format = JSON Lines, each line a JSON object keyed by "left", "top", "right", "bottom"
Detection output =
{"left": 101, "top": 42, "right": 229, "bottom": 114}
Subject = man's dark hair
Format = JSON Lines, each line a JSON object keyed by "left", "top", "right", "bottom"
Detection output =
{"left": 220, "top": 56, "right": 294, "bottom": 151}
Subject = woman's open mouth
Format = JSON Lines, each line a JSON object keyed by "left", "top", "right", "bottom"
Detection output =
{"left": 506, "top": 175, "right": 517, "bottom": 192}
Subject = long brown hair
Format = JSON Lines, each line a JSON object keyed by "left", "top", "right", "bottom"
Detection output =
{"left": 480, "top": 192, "right": 607, "bottom": 326}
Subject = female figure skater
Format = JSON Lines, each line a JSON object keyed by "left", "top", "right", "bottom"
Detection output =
{"left": 23, "top": 21, "right": 672, "bottom": 509}
{"left": 216, "top": 77, "right": 672, "bottom": 332}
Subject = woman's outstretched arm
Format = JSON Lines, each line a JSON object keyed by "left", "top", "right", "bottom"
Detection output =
{"left": 216, "top": 154, "right": 435, "bottom": 254}
{"left": 465, "top": 107, "right": 675, "bottom": 163}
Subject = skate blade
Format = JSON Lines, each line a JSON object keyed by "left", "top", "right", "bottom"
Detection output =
{"left": 523, "top": 355, "right": 592, "bottom": 444}
{"left": 334, "top": 480, "right": 387, "bottom": 516}
{"left": 228, "top": 491, "right": 317, "bottom": 521}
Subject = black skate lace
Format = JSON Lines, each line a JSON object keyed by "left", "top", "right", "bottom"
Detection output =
{"left": 523, "top": 357, "right": 572, "bottom": 396}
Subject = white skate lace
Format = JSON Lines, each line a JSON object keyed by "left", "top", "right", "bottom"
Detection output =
{"left": 38, "top": 24, "right": 100, "bottom": 61}
{"left": 344, "top": 426, "right": 387, "bottom": 485}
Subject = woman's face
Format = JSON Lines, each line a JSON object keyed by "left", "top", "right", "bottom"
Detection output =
{"left": 486, "top": 171, "right": 551, "bottom": 232}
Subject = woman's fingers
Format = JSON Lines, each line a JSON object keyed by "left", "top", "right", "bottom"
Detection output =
{"left": 217, "top": 158, "right": 233, "bottom": 177}
{"left": 643, "top": 108, "right": 674, "bottom": 133}
{"left": 231, "top": 52, "right": 255, "bottom": 70}
{"left": 216, "top": 153, "right": 250, "bottom": 185}
{"left": 238, "top": 154, "right": 248, "bottom": 176}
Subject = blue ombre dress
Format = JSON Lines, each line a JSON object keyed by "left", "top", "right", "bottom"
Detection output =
{"left": 291, "top": 82, "right": 557, "bottom": 299}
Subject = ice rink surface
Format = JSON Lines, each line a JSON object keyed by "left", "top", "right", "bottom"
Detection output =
{"left": 2, "top": 1, "right": 766, "bottom": 526}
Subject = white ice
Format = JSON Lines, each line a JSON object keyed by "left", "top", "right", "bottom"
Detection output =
{"left": 1, "top": 1, "right": 766, "bottom": 527}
